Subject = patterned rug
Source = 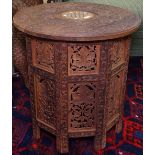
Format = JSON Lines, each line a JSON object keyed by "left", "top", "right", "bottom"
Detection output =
{"left": 12, "top": 57, "right": 143, "bottom": 155}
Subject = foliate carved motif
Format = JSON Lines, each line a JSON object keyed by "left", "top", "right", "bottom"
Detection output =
{"left": 68, "top": 45, "right": 100, "bottom": 75}
{"left": 68, "top": 83, "right": 97, "bottom": 129}
{"left": 31, "top": 39, "right": 54, "bottom": 73}
{"left": 35, "top": 74, "right": 56, "bottom": 128}
{"left": 110, "top": 39, "right": 127, "bottom": 70}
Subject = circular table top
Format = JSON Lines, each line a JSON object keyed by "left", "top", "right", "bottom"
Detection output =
{"left": 13, "top": 2, "right": 141, "bottom": 41}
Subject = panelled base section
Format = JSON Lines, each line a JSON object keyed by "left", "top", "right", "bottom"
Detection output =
{"left": 26, "top": 36, "right": 131, "bottom": 153}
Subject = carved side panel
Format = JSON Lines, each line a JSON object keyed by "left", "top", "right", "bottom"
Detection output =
{"left": 34, "top": 74, "right": 56, "bottom": 129}
{"left": 105, "top": 36, "right": 131, "bottom": 130}
{"left": 110, "top": 39, "right": 128, "bottom": 70}
{"left": 68, "top": 82, "right": 97, "bottom": 131}
{"left": 68, "top": 45, "right": 100, "bottom": 76}
{"left": 107, "top": 69, "right": 126, "bottom": 123}
{"left": 31, "top": 39, "right": 54, "bottom": 73}
{"left": 26, "top": 37, "right": 41, "bottom": 139}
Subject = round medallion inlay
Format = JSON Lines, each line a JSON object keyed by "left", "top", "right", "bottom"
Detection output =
{"left": 61, "top": 11, "right": 95, "bottom": 20}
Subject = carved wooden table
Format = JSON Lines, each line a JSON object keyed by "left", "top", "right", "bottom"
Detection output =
{"left": 13, "top": 2, "right": 141, "bottom": 153}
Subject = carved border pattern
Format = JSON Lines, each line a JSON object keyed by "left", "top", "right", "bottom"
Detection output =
{"left": 94, "top": 42, "right": 107, "bottom": 150}
{"left": 69, "top": 130, "right": 96, "bottom": 137}
{"left": 55, "top": 43, "right": 69, "bottom": 153}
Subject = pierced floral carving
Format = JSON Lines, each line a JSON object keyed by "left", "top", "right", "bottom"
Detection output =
{"left": 68, "top": 45, "right": 100, "bottom": 75}
{"left": 31, "top": 39, "right": 54, "bottom": 73}
{"left": 35, "top": 74, "right": 56, "bottom": 128}
{"left": 68, "top": 83, "right": 97, "bottom": 129}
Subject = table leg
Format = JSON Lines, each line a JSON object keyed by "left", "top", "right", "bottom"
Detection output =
{"left": 56, "top": 135, "right": 69, "bottom": 154}
{"left": 116, "top": 119, "right": 123, "bottom": 133}
{"left": 94, "top": 129, "right": 106, "bottom": 150}
{"left": 32, "top": 119, "right": 40, "bottom": 139}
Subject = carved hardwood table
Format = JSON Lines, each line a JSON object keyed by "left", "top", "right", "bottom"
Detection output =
{"left": 13, "top": 2, "right": 141, "bottom": 153}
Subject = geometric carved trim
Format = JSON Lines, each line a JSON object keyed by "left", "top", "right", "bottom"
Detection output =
{"left": 68, "top": 44, "right": 100, "bottom": 76}
{"left": 110, "top": 39, "right": 127, "bottom": 70}
{"left": 68, "top": 82, "right": 97, "bottom": 130}
{"left": 31, "top": 39, "right": 54, "bottom": 73}
{"left": 34, "top": 74, "right": 56, "bottom": 129}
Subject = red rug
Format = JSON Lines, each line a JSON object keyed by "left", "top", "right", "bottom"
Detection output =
{"left": 12, "top": 57, "right": 143, "bottom": 155}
